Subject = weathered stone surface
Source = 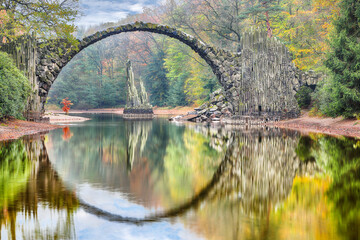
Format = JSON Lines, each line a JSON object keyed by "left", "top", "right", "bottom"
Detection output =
{"left": 139, "top": 77, "right": 152, "bottom": 108}
{"left": 125, "top": 60, "right": 141, "bottom": 108}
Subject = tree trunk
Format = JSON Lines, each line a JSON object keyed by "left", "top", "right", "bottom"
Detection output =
{"left": 265, "top": 11, "right": 273, "bottom": 38}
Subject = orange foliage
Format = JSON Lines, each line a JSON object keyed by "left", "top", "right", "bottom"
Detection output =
{"left": 61, "top": 98, "right": 73, "bottom": 114}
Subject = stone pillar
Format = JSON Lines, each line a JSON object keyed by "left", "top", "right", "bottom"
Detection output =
{"left": 125, "top": 60, "right": 140, "bottom": 108}
{"left": 123, "top": 60, "right": 153, "bottom": 118}
{"left": 1, "top": 36, "right": 43, "bottom": 121}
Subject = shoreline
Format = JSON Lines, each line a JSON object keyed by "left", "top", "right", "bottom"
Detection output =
{"left": 0, "top": 119, "right": 63, "bottom": 141}
{"left": 2, "top": 110, "right": 360, "bottom": 142}
{"left": 0, "top": 108, "right": 192, "bottom": 141}
{"left": 268, "top": 114, "right": 360, "bottom": 139}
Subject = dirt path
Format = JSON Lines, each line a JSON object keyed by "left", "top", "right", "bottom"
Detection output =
{"left": 268, "top": 113, "right": 360, "bottom": 138}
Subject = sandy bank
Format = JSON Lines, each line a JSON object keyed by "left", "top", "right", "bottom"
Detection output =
{"left": 268, "top": 113, "right": 360, "bottom": 138}
{"left": 44, "top": 114, "right": 90, "bottom": 123}
{"left": 0, "top": 114, "right": 90, "bottom": 141}
{"left": 0, "top": 119, "right": 63, "bottom": 141}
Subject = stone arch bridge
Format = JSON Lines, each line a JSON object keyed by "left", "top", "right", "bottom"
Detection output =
{"left": 2, "top": 22, "right": 319, "bottom": 120}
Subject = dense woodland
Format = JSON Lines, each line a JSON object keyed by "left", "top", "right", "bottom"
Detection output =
{"left": 1, "top": 0, "right": 360, "bottom": 118}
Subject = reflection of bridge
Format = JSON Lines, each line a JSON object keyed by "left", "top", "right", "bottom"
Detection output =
{"left": 0, "top": 127, "right": 319, "bottom": 237}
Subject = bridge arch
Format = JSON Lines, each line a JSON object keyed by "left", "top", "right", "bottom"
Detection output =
{"left": 37, "top": 21, "right": 236, "bottom": 112}
{"left": 35, "top": 22, "right": 303, "bottom": 119}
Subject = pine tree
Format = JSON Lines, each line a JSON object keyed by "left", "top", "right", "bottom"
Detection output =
{"left": 322, "top": 0, "right": 360, "bottom": 118}
{"left": 167, "top": 76, "right": 187, "bottom": 107}
{"left": 144, "top": 51, "right": 169, "bottom": 107}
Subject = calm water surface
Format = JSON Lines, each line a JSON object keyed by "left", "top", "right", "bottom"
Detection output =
{"left": 0, "top": 114, "right": 360, "bottom": 240}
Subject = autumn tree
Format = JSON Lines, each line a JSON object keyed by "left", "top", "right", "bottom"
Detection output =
{"left": 274, "top": 0, "right": 340, "bottom": 71}
{"left": 0, "top": 0, "right": 79, "bottom": 44}
{"left": 61, "top": 98, "right": 73, "bottom": 114}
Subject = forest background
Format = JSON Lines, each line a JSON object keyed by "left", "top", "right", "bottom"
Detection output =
{"left": 44, "top": 0, "right": 339, "bottom": 110}
{"left": 0, "top": 0, "right": 341, "bottom": 110}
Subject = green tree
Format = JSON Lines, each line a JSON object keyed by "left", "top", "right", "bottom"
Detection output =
{"left": 167, "top": 76, "right": 187, "bottom": 106}
{"left": 0, "top": 51, "right": 30, "bottom": 120}
{"left": 164, "top": 40, "right": 191, "bottom": 106}
{"left": 319, "top": 0, "right": 360, "bottom": 117}
{"left": 295, "top": 86, "right": 313, "bottom": 109}
{"left": 144, "top": 50, "right": 169, "bottom": 106}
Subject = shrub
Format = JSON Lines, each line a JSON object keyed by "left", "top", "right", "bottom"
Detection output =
{"left": 295, "top": 86, "right": 313, "bottom": 109}
{"left": 0, "top": 51, "right": 31, "bottom": 120}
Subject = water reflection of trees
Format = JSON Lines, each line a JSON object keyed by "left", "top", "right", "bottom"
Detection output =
{"left": 296, "top": 135, "right": 360, "bottom": 239}
{"left": 0, "top": 136, "right": 78, "bottom": 240}
{"left": 1, "top": 123, "right": 360, "bottom": 240}
{"left": 185, "top": 130, "right": 360, "bottom": 240}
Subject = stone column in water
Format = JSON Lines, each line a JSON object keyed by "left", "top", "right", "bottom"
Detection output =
{"left": 124, "top": 60, "right": 153, "bottom": 117}
{"left": 125, "top": 60, "right": 140, "bottom": 108}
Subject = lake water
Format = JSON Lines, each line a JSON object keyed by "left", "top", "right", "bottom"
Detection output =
{"left": 0, "top": 114, "right": 359, "bottom": 240}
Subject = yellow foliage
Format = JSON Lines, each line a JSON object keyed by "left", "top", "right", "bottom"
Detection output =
{"left": 273, "top": 0, "right": 341, "bottom": 71}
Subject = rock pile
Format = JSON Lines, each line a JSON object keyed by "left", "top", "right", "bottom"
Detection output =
{"left": 191, "top": 89, "right": 233, "bottom": 123}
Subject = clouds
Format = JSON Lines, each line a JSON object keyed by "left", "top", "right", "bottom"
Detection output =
{"left": 76, "top": 0, "right": 160, "bottom": 27}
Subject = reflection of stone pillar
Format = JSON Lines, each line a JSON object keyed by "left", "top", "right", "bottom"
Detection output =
{"left": 126, "top": 121, "right": 152, "bottom": 171}
{"left": 123, "top": 60, "right": 153, "bottom": 118}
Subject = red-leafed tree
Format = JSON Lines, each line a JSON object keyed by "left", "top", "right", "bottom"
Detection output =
{"left": 61, "top": 98, "right": 73, "bottom": 114}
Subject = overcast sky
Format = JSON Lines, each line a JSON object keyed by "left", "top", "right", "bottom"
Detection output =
{"left": 76, "top": 0, "right": 160, "bottom": 27}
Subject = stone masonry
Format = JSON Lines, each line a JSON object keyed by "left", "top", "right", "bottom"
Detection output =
{"left": 2, "top": 22, "right": 321, "bottom": 121}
